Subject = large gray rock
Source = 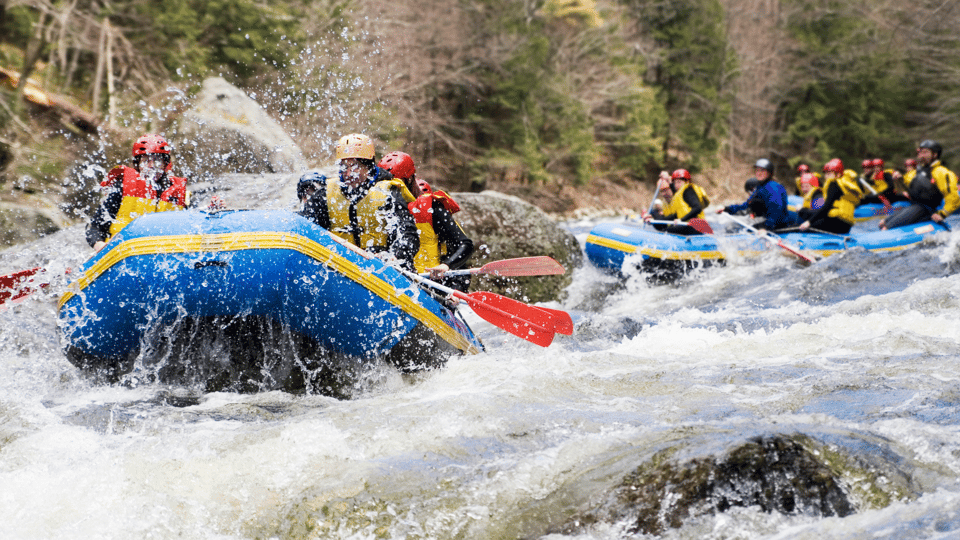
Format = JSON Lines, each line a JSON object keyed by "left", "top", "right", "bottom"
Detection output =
{"left": 0, "top": 200, "right": 69, "bottom": 248}
{"left": 557, "top": 435, "right": 858, "bottom": 536}
{"left": 176, "top": 77, "right": 308, "bottom": 180}
{"left": 453, "top": 191, "right": 582, "bottom": 303}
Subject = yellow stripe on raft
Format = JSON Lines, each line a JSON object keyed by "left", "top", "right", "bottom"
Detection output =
{"left": 586, "top": 234, "right": 740, "bottom": 261}
{"left": 58, "top": 232, "right": 481, "bottom": 355}
{"left": 587, "top": 232, "right": 926, "bottom": 262}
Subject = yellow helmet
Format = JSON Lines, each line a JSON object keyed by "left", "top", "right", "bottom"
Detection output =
{"left": 335, "top": 133, "right": 375, "bottom": 160}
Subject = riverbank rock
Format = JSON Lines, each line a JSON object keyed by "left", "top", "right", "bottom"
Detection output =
{"left": 0, "top": 200, "right": 69, "bottom": 247}
{"left": 176, "top": 77, "right": 308, "bottom": 180}
{"left": 453, "top": 191, "right": 582, "bottom": 303}
{"left": 560, "top": 435, "right": 856, "bottom": 536}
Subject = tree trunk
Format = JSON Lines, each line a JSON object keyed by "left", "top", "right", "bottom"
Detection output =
{"left": 91, "top": 19, "right": 106, "bottom": 118}
{"left": 14, "top": 11, "right": 50, "bottom": 115}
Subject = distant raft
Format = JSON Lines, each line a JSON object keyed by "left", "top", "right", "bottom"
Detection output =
{"left": 58, "top": 209, "right": 483, "bottom": 395}
{"left": 584, "top": 217, "right": 952, "bottom": 278}
{"left": 787, "top": 195, "right": 910, "bottom": 222}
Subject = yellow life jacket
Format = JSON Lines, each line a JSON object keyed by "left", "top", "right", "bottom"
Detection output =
{"left": 408, "top": 191, "right": 460, "bottom": 272}
{"left": 106, "top": 166, "right": 188, "bottom": 238}
{"left": 664, "top": 183, "right": 710, "bottom": 220}
{"left": 326, "top": 177, "right": 413, "bottom": 251}
{"left": 825, "top": 169, "right": 864, "bottom": 224}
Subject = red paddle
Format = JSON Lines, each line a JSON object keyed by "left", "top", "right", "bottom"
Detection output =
{"left": 471, "top": 292, "right": 574, "bottom": 336}
{"left": 720, "top": 212, "right": 815, "bottom": 264}
{"left": 399, "top": 268, "right": 569, "bottom": 347}
{"left": 646, "top": 218, "right": 714, "bottom": 234}
{"left": 437, "top": 256, "right": 565, "bottom": 277}
{"left": 0, "top": 267, "right": 47, "bottom": 306}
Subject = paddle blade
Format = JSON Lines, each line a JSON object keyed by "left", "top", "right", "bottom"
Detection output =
{"left": 531, "top": 306, "right": 574, "bottom": 335}
{"left": 465, "top": 296, "right": 555, "bottom": 347}
{"left": 478, "top": 256, "right": 565, "bottom": 277}
{"left": 773, "top": 238, "right": 815, "bottom": 264}
{"left": 0, "top": 267, "right": 45, "bottom": 305}
{"left": 688, "top": 218, "right": 714, "bottom": 234}
{"left": 470, "top": 291, "right": 572, "bottom": 336}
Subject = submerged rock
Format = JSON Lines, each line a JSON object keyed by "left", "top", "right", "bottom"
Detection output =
{"left": 563, "top": 435, "right": 856, "bottom": 536}
{"left": 453, "top": 190, "right": 582, "bottom": 303}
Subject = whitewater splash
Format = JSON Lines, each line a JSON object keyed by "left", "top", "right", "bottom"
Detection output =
{"left": 1, "top": 218, "right": 960, "bottom": 539}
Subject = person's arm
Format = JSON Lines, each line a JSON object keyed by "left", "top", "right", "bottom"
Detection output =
{"left": 936, "top": 169, "right": 960, "bottom": 219}
{"left": 383, "top": 189, "right": 420, "bottom": 269}
{"left": 722, "top": 192, "right": 753, "bottom": 215}
{"left": 85, "top": 188, "right": 122, "bottom": 247}
{"left": 431, "top": 202, "right": 474, "bottom": 270}
{"left": 678, "top": 188, "right": 704, "bottom": 222}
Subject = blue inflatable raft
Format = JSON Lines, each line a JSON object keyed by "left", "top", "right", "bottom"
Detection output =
{"left": 58, "top": 209, "right": 483, "bottom": 394}
{"left": 787, "top": 195, "right": 909, "bottom": 222}
{"left": 585, "top": 218, "right": 952, "bottom": 277}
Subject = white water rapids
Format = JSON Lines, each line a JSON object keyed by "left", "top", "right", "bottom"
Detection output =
{"left": 2, "top": 216, "right": 960, "bottom": 539}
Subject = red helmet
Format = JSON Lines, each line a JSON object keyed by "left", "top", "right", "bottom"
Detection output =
{"left": 671, "top": 168, "right": 691, "bottom": 181}
{"left": 378, "top": 151, "right": 416, "bottom": 180}
{"left": 797, "top": 164, "right": 810, "bottom": 173}
{"left": 823, "top": 158, "right": 844, "bottom": 174}
{"left": 800, "top": 172, "right": 819, "bottom": 188}
{"left": 861, "top": 159, "right": 873, "bottom": 169}
{"left": 416, "top": 178, "right": 432, "bottom": 194}
{"left": 870, "top": 158, "right": 884, "bottom": 168}
{"left": 905, "top": 158, "right": 917, "bottom": 168}
{"left": 132, "top": 134, "right": 172, "bottom": 171}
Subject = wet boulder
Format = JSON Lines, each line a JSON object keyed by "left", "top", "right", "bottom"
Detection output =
{"left": 562, "top": 435, "right": 856, "bottom": 536}
{"left": 0, "top": 200, "right": 67, "bottom": 247}
{"left": 452, "top": 191, "right": 582, "bottom": 303}
{"left": 176, "top": 77, "right": 308, "bottom": 179}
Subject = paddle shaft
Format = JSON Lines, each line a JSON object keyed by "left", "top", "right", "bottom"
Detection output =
{"left": 426, "top": 256, "right": 565, "bottom": 277}
{"left": 645, "top": 181, "right": 662, "bottom": 221}
{"left": 857, "top": 176, "right": 879, "bottom": 195}
{"left": 721, "top": 212, "right": 815, "bottom": 263}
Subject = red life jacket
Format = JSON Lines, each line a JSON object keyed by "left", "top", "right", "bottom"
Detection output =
{"left": 103, "top": 165, "right": 188, "bottom": 237}
{"left": 407, "top": 191, "right": 460, "bottom": 272}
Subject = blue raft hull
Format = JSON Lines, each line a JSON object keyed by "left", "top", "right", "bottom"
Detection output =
{"left": 585, "top": 218, "right": 952, "bottom": 275}
{"left": 58, "top": 209, "right": 482, "bottom": 394}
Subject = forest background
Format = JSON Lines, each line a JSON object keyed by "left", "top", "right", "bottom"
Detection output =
{"left": 1, "top": 0, "right": 959, "bottom": 221}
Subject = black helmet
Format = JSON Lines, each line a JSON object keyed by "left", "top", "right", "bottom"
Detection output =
{"left": 754, "top": 158, "right": 774, "bottom": 173}
{"left": 297, "top": 171, "right": 326, "bottom": 201}
{"left": 744, "top": 177, "right": 759, "bottom": 193}
{"left": 918, "top": 139, "right": 943, "bottom": 158}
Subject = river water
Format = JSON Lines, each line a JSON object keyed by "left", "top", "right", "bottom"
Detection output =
{"left": 2, "top": 214, "right": 960, "bottom": 539}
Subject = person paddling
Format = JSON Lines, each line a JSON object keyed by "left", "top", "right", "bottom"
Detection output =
{"left": 798, "top": 158, "right": 863, "bottom": 234}
{"left": 718, "top": 158, "right": 791, "bottom": 231}
{"left": 879, "top": 140, "right": 960, "bottom": 230}
{"left": 644, "top": 168, "right": 711, "bottom": 235}
{"left": 86, "top": 134, "right": 189, "bottom": 252}
{"left": 378, "top": 151, "right": 475, "bottom": 292}
{"left": 301, "top": 133, "right": 420, "bottom": 270}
